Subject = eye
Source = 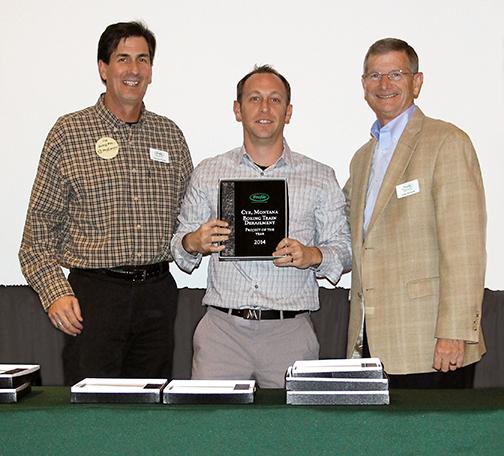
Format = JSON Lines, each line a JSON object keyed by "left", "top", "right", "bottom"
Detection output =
{"left": 389, "top": 71, "right": 402, "bottom": 81}
{"left": 139, "top": 56, "right": 150, "bottom": 63}
{"left": 118, "top": 57, "right": 127, "bottom": 63}
{"left": 250, "top": 96, "right": 261, "bottom": 102}
{"left": 270, "top": 97, "right": 281, "bottom": 104}
{"left": 368, "top": 72, "right": 381, "bottom": 81}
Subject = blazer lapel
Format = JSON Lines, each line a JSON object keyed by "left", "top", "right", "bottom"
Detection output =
{"left": 352, "top": 139, "right": 375, "bottom": 248}
{"left": 365, "top": 108, "right": 425, "bottom": 236}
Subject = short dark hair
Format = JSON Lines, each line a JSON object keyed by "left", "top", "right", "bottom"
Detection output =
{"left": 364, "top": 38, "right": 419, "bottom": 73}
{"left": 97, "top": 21, "right": 156, "bottom": 65}
{"left": 236, "top": 65, "right": 291, "bottom": 104}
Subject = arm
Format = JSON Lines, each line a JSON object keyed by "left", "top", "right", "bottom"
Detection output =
{"left": 273, "top": 168, "right": 352, "bottom": 282}
{"left": 18, "top": 123, "right": 75, "bottom": 311}
{"left": 432, "top": 129, "right": 486, "bottom": 369}
{"left": 170, "top": 164, "right": 229, "bottom": 272}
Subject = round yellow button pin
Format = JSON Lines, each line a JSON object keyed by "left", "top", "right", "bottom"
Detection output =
{"left": 95, "top": 137, "right": 119, "bottom": 160}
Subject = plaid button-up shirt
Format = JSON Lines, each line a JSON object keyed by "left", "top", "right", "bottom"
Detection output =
{"left": 20, "top": 95, "right": 193, "bottom": 309}
{"left": 171, "top": 143, "right": 351, "bottom": 311}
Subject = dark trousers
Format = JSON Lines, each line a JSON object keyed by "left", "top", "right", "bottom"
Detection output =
{"left": 362, "top": 322, "right": 474, "bottom": 389}
{"left": 62, "top": 268, "right": 178, "bottom": 386}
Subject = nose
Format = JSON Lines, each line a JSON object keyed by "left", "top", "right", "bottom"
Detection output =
{"left": 129, "top": 60, "right": 140, "bottom": 75}
{"left": 378, "top": 74, "right": 392, "bottom": 90}
{"left": 260, "top": 99, "right": 270, "bottom": 112}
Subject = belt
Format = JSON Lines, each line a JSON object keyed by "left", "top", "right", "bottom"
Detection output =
{"left": 210, "top": 305, "right": 307, "bottom": 320}
{"left": 75, "top": 261, "right": 169, "bottom": 282}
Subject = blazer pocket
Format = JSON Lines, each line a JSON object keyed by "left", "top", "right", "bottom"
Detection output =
{"left": 407, "top": 277, "right": 439, "bottom": 299}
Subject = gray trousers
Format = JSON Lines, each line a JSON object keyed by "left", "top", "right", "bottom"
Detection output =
{"left": 192, "top": 306, "right": 320, "bottom": 388}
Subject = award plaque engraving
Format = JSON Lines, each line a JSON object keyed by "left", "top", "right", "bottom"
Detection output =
{"left": 218, "top": 178, "right": 288, "bottom": 260}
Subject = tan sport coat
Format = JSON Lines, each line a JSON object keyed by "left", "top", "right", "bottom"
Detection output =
{"left": 343, "top": 107, "right": 486, "bottom": 374}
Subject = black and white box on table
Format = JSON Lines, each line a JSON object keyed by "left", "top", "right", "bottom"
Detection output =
{"left": 0, "top": 364, "right": 40, "bottom": 389}
{"left": 163, "top": 380, "right": 256, "bottom": 404}
{"left": 70, "top": 378, "right": 168, "bottom": 404}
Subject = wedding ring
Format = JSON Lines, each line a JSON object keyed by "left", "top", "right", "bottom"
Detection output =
{"left": 57, "top": 321, "right": 63, "bottom": 327}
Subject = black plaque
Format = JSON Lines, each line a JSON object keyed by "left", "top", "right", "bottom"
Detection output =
{"left": 219, "top": 178, "right": 288, "bottom": 260}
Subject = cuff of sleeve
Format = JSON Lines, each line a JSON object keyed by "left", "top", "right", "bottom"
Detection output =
{"left": 314, "top": 246, "right": 342, "bottom": 279}
{"left": 39, "top": 280, "right": 74, "bottom": 311}
{"left": 173, "top": 239, "right": 203, "bottom": 272}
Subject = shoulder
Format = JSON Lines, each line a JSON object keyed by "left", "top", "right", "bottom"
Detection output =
{"left": 143, "top": 109, "right": 185, "bottom": 137}
{"left": 43, "top": 105, "right": 97, "bottom": 156}
{"left": 51, "top": 105, "right": 97, "bottom": 132}
{"left": 420, "top": 114, "right": 472, "bottom": 144}
{"left": 289, "top": 150, "right": 335, "bottom": 177}
{"left": 194, "top": 148, "right": 240, "bottom": 173}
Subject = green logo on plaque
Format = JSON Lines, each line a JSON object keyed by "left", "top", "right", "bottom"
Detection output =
{"left": 249, "top": 193, "right": 270, "bottom": 203}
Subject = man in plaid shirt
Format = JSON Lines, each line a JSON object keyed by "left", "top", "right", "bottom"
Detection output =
{"left": 19, "top": 22, "right": 193, "bottom": 385}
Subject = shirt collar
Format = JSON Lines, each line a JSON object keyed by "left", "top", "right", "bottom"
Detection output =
{"left": 236, "top": 139, "right": 292, "bottom": 169}
{"left": 95, "top": 93, "right": 146, "bottom": 128}
{"left": 370, "top": 104, "right": 416, "bottom": 142}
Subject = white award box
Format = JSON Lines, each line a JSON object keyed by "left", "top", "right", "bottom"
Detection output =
{"left": 0, "top": 382, "right": 32, "bottom": 403}
{"left": 163, "top": 380, "right": 256, "bottom": 404}
{"left": 285, "top": 366, "right": 389, "bottom": 391}
{"left": 70, "top": 378, "right": 168, "bottom": 404}
{"left": 290, "top": 358, "right": 384, "bottom": 379}
{"left": 0, "top": 364, "right": 40, "bottom": 388}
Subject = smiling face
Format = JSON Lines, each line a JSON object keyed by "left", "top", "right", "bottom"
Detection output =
{"left": 233, "top": 72, "right": 292, "bottom": 151}
{"left": 98, "top": 36, "right": 152, "bottom": 121}
{"left": 363, "top": 51, "right": 423, "bottom": 126}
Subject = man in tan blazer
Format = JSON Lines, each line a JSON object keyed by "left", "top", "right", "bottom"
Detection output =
{"left": 344, "top": 38, "right": 486, "bottom": 388}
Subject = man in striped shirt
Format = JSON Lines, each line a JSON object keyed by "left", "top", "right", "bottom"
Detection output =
{"left": 171, "top": 65, "right": 351, "bottom": 388}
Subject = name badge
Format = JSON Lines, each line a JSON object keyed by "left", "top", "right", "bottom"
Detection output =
{"left": 149, "top": 148, "right": 170, "bottom": 164}
{"left": 96, "top": 137, "right": 119, "bottom": 160}
{"left": 396, "top": 179, "right": 420, "bottom": 199}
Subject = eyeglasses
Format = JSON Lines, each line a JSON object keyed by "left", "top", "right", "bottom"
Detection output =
{"left": 362, "top": 70, "right": 417, "bottom": 82}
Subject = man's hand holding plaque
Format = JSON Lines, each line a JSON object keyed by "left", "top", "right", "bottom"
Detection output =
{"left": 182, "top": 219, "right": 231, "bottom": 256}
{"left": 272, "top": 238, "right": 322, "bottom": 269}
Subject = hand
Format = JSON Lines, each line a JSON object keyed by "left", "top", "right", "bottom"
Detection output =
{"left": 182, "top": 219, "right": 231, "bottom": 255}
{"left": 272, "top": 238, "right": 322, "bottom": 269}
{"left": 433, "top": 338, "right": 464, "bottom": 372}
{"left": 48, "top": 295, "right": 83, "bottom": 336}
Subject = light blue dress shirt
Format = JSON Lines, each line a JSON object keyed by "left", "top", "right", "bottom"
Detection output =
{"left": 363, "top": 104, "right": 416, "bottom": 235}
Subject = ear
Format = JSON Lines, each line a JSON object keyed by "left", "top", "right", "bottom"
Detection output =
{"left": 413, "top": 72, "right": 424, "bottom": 99}
{"left": 98, "top": 60, "right": 108, "bottom": 82}
{"left": 284, "top": 104, "right": 293, "bottom": 125}
{"left": 233, "top": 100, "right": 242, "bottom": 122}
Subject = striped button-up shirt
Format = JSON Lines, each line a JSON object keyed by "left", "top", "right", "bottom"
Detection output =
{"left": 19, "top": 95, "right": 193, "bottom": 309}
{"left": 171, "top": 142, "right": 351, "bottom": 311}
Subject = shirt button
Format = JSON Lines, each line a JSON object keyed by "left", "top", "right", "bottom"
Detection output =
{"left": 254, "top": 285, "right": 259, "bottom": 289}
{"left": 131, "top": 168, "right": 137, "bottom": 173}
{"left": 260, "top": 172, "right": 264, "bottom": 176}
{"left": 136, "top": 224, "right": 142, "bottom": 229}
{"left": 136, "top": 252, "right": 142, "bottom": 258}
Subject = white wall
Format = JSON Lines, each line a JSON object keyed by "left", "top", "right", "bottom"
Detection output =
{"left": 1, "top": 0, "right": 502, "bottom": 290}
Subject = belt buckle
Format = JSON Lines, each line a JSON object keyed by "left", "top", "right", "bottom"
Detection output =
{"left": 243, "top": 309, "right": 260, "bottom": 320}
{"left": 132, "top": 269, "right": 148, "bottom": 282}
